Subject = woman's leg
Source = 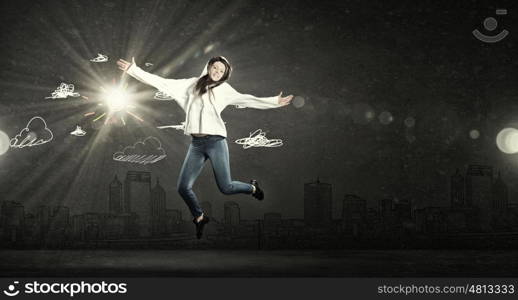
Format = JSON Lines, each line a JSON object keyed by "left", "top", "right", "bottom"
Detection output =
{"left": 177, "top": 142, "right": 207, "bottom": 218}
{"left": 207, "top": 137, "right": 254, "bottom": 195}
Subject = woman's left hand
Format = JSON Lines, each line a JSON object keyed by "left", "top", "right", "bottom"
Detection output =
{"left": 277, "top": 91, "right": 294, "bottom": 106}
{"left": 117, "top": 57, "right": 136, "bottom": 72}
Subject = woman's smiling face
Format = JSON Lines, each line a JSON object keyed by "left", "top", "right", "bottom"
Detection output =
{"left": 208, "top": 61, "right": 226, "bottom": 82}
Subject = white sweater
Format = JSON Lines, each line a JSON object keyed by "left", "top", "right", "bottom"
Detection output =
{"left": 127, "top": 64, "right": 282, "bottom": 137}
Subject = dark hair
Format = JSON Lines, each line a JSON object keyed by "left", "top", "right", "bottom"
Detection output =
{"left": 195, "top": 56, "right": 232, "bottom": 96}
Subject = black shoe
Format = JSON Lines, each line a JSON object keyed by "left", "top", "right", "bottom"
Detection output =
{"left": 193, "top": 216, "right": 210, "bottom": 239}
{"left": 250, "top": 180, "right": 264, "bottom": 200}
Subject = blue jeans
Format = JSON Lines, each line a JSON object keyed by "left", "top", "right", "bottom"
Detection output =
{"left": 177, "top": 135, "right": 253, "bottom": 218}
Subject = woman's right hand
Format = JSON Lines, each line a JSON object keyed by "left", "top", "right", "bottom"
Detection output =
{"left": 117, "top": 57, "right": 136, "bottom": 72}
{"left": 277, "top": 91, "right": 294, "bottom": 106}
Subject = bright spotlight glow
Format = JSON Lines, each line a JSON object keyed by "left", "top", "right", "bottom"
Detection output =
{"left": 104, "top": 87, "right": 130, "bottom": 113}
{"left": 496, "top": 128, "right": 518, "bottom": 154}
{"left": 84, "top": 79, "right": 144, "bottom": 126}
{"left": 84, "top": 81, "right": 144, "bottom": 126}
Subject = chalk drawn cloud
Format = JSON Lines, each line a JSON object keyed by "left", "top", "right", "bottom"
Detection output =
{"left": 153, "top": 90, "right": 174, "bottom": 100}
{"left": 10, "top": 116, "right": 53, "bottom": 148}
{"left": 157, "top": 122, "right": 185, "bottom": 131}
{"left": 235, "top": 129, "right": 283, "bottom": 149}
{"left": 45, "top": 82, "right": 80, "bottom": 99}
{"left": 70, "top": 125, "right": 86, "bottom": 136}
{"left": 90, "top": 53, "right": 109, "bottom": 63}
{"left": 113, "top": 136, "right": 166, "bottom": 165}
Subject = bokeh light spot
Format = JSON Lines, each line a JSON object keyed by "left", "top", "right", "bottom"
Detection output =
{"left": 292, "top": 96, "right": 305, "bottom": 108}
{"left": 404, "top": 117, "right": 415, "bottom": 128}
{"left": 496, "top": 128, "right": 518, "bottom": 154}
{"left": 352, "top": 103, "right": 375, "bottom": 125}
{"left": 378, "top": 111, "right": 394, "bottom": 125}
{"left": 0, "top": 131, "right": 10, "bottom": 155}
{"left": 469, "top": 129, "right": 480, "bottom": 139}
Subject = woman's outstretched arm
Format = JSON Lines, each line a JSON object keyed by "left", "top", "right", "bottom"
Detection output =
{"left": 117, "top": 57, "right": 195, "bottom": 111}
{"left": 221, "top": 82, "right": 293, "bottom": 109}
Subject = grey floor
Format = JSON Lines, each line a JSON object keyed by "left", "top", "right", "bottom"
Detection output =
{"left": 1, "top": 250, "right": 517, "bottom": 277}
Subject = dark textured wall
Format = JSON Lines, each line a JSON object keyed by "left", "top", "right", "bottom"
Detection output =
{"left": 0, "top": 0, "right": 517, "bottom": 221}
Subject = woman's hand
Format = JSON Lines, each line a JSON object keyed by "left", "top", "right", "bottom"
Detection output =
{"left": 277, "top": 91, "right": 294, "bottom": 106}
{"left": 117, "top": 57, "right": 136, "bottom": 72}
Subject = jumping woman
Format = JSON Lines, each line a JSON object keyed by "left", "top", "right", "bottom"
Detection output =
{"left": 117, "top": 56, "right": 293, "bottom": 238}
